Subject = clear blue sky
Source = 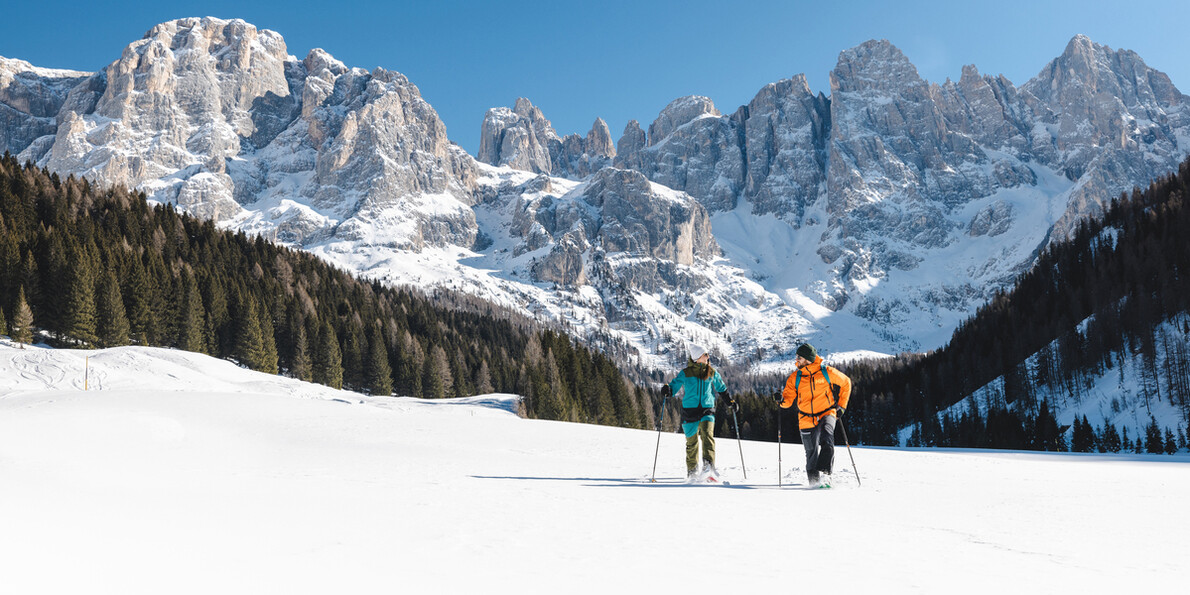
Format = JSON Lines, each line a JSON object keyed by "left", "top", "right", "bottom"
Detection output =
{"left": 3, "top": 0, "right": 1187, "bottom": 154}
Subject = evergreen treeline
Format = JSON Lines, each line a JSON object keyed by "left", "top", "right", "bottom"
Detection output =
{"left": 832, "top": 157, "right": 1190, "bottom": 449}
{"left": 0, "top": 154, "right": 652, "bottom": 429}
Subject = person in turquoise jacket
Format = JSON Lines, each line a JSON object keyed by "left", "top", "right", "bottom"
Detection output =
{"left": 661, "top": 343, "right": 735, "bottom": 481}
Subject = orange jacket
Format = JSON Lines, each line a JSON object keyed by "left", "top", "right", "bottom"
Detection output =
{"left": 780, "top": 356, "right": 852, "bottom": 429}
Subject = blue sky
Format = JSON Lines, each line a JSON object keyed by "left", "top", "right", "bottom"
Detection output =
{"left": 3, "top": 0, "right": 1187, "bottom": 154}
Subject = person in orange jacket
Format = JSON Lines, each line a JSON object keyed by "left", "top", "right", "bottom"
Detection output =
{"left": 778, "top": 343, "right": 852, "bottom": 487}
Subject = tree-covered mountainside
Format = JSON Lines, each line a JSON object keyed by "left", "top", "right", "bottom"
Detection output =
{"left": 714, "top": 158, "right": 1190, "bottom": 453}
{"left": 835, "top": 157, "right": 1190, "bottom": 450}
{"left": 0, "top": 154, "right": 653, "bottom": 429}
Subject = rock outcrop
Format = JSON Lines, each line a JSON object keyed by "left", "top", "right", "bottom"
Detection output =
{"left": 478, "top": 98, "right": 615, "bottom": 178}
{"left": 0, "top": 57, "right": 90, "bottom": 157}
{"left": 514, "top": 168, "right": 718, "bottom": 290}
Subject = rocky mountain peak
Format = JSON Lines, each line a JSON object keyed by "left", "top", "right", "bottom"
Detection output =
{"left": 477, "top": 97, "right": 557, "bottom": 174}
{"left": 831, "top": 39, "right": 923, "bottom": 94}
{"left": 479, "top": 99, "right": 615, "bottom": 178}
{"left": 647, "top": 95, "right": 720, "bottom": 145}
{"left": 587, "top": 118, "right": 615, "bottom": 157}
{"left": 303, "top": 48, "right": 348, "bottom": 78}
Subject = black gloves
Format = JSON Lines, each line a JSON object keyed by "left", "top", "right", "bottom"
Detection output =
{"left": 836, "top": 406, "right": 845, "bottom": 417}
{"left": 718, "top": 391, "right": 739, "bottom": 412}
{"left": 661, "top": 385, "right": 672, "bottom": 399}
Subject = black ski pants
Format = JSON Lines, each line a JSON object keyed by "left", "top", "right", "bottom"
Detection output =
{"left": 800, "top": 415, "right": 836, "bottom": 483}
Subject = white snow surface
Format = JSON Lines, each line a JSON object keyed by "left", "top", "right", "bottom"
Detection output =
{"left": 2, "top": 341, "right": 1188, "bottom": 593}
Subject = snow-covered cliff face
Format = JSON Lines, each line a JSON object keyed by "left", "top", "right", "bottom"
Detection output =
{"left": 0, "top": 57, "right": 90, "bottom": 156}
{"left": 11, "top": 17, "right": 478, "bottom": 249}
{"left": 3, "top": 22, "right": 1187, "bottom": 370}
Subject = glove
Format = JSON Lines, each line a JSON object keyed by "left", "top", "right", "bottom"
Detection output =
{"left": 773, "top": 393, "right": 784, "bottom": 406}
{"left": 661, "top": 385, "right": 672, "bottom": 399}
{"left": 719, "top": 391, "right": 739, "bottom": 412}
{"left": 836, "top": 406, "right": 845, "bottom": 417}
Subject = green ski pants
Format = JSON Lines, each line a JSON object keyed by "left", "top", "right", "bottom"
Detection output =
{"left": 685, "top": 420, "right": 715, "bottom": 474}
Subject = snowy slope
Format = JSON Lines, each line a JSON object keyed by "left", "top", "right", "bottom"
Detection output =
{"left": 2, "top": 341, "right": 1187, "bottom": 593}
{"left": 907, "top": 317, "right": 1190, "bottom": 447}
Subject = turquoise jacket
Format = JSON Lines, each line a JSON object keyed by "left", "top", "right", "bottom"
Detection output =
{"left": 667, "top": 367, "right": 727, "bottom": 437}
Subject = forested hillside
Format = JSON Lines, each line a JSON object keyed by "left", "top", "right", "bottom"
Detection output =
{"left": 836, "top": 157, "right": 1190, "bottom": 450}
{"left": 0, "top": 154, "right": 653, "bottom": 429}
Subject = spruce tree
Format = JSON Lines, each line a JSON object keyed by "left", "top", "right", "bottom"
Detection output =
{"left": 19, "top": 250, "right": 38, "bottom": 319}
{"left": 315, "top": 321, "right": 343, "bottom": 389}
{"left": 176, "top": 270, "right": 205, "bottom": 353}
{"left": 12, "top": 287, "right": 33, "bottom": 347}
{"left": 1145, "top": 418, "right": 1164, "bottom": 454}
{"left": 122, "top": 254, "right": 153, "bottom": 345}
{"left": 474, "top": 359, "right": 494, "bottom": 395}
{"left": 0, "top": 306, "right": 7, "bottom": 338}
{"left": 424, "top": 345, "right": 453, "bottom": 399}
{"left": 63, "top": 244, "right": 98, "bottom": 347}
{"left": 365, "top": 329, "right": 393, "bottom": 396}
{"left": 342, "top": 320, "right": 364, "bottom": 390}
{"left": 291, "top": 324, "right": 312, "bottom": 382}
{"left": 259, "top": 301, "right": 279, "bottom": 374}
{"left": 1101, "top": 423, "right": 1121, "bottom": 453}
{"left": 234, "top": 296, "right": 267, "bottom": 371}
{"left": 96, "top": 270, "right": 130, "bottom": 348}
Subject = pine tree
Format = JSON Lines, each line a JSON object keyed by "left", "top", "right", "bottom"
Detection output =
{"left": 96, "top": 270, "right": 130, "bottom": 348}
{"left": 474, "top": 358, "right": 494, "bottom": 395}
{"left": 0, "top": 306, "right": 7, "bottom": 338}
{"left": 63, "top": 244, "right": 98, "bottom": 347}
{"left": 315, "top": 321, "right": 343, "bottom": 389}
{"left": 1164, "top": 429, "right": 1178, "bottom": 454}
{"left": 290, "top": 324, "right": 312, "bottom": 382}
{"left": 365, "top": 329, "right": 393, "bottom": 396}
{"left": 1145, "top": 418, "right": 1164, "bottom": 454}
{"left": 1071, "top": 415, "right": 1096, "bottom": 453}
{"left": 342, "top": 320, "right": 365, "bottom": 390}
{"left": 402, "top": 335, "right": 425, "bottom": 398}
{"left": 1101, "top": 422, "right": 1121, "bottom": 453}
{"left": 176, "top": 270, "right": 205, "bottom": 353}
{"left": 258, "top": 301, "right": 279, "bottom": 374}
{"left": 123, "top": 254, "right": 153, "bottom": 345}
{"left": 234, "top": 296, "right": 268, "bottom": 371}
{"left": 424, "top": 345, "right": 453, "bottom": 399}
{"left": 11, "top": 287, "right": 34, "bottom": 347}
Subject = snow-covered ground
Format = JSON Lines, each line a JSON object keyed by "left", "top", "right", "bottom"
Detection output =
{"left": 2, "top": 341, "right": 1187, "bottom": 593}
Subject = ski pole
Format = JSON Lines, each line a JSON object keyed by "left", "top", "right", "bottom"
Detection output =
{"left": 777, "top": 405, "right": 782, "bottom": 487}
{"left": 650, "top": 395, "right": 668, "bottom": 483}
{"left": 838, "top": 417, "right": 861, "bottom": 487}
{"left": 731, "top": 407, "right": 747, "bottom": 479}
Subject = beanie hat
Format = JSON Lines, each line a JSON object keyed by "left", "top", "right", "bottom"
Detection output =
{"left": 796, "top": 343, "right": 817, "bottom": 361}
{"left": 687, "top": 342, "right": 708, "bottom": 360}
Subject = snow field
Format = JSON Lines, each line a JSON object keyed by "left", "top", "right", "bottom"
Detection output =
{"left": 1, "top": 343, "right": 1187, "bottom": 593}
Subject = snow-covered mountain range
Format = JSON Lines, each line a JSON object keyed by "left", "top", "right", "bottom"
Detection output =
{"left": 3, "top": 17, "right": 1188, "bottom": 370}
